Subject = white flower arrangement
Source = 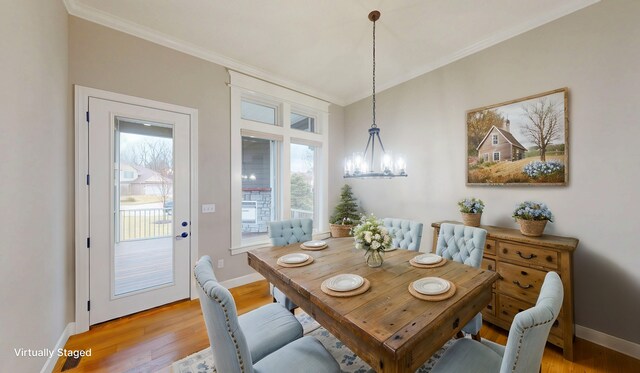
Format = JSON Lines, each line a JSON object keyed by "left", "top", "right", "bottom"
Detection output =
{"left": 352, "top": 214, "right": 392, "bottom": 253}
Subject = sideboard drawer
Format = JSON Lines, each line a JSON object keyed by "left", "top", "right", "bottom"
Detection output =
{"left": 485, "top": 239, "right": 497, "bottom": 256}
{"left": 497, "top": 262, "right": 547, "bottom": 304}
{"left": 484, "top": 292, "right": 496, "bottom": 317}
{"left": 497, "top": 294, "right": 532, "bottom": 324}
{"left": 482, "top": 258, "right": 496, "bottom": 272}
{"left": 498, "top": 242, "right": 558, "bottom": 269}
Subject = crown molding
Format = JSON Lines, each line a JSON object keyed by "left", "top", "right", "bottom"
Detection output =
{"left": 343, "top": 0, "right": 600, "bottom": 105}
{"left": 63, "top": 0, "right": 343, "bottom": 106}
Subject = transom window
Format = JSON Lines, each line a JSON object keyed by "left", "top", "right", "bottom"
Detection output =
{"left": 230, "top": 72, "right": 329, "bottom": 253}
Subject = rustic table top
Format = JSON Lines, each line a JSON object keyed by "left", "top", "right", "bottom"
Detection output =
{"left": 248, "top": 237, "right": 499, "bottom": 373}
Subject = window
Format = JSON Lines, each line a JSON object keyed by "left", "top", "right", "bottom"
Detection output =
{"left": 493, "top": 152, "right": 500, "bottom": 161}
{"left": 230, "top": 72, "right": 329, "bottom": 253}
{"left": 492, "top": 134, "right": 498, "bottom": 145}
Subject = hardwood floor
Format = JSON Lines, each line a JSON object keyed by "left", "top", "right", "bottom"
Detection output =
{"left": 53, "top": 280, "right": 640, "bottom": 372}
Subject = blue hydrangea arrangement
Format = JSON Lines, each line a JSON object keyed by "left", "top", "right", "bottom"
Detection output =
{"left": 523, "top": 160, "right": 564, "bottom": 178}
{"left": 512, "top": 201, "right": 553, "bottom": 222}
{"left": 458, "top": 197, "right": 485, "bottom": 214}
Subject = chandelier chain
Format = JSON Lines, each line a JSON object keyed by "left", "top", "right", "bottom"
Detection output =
{"left": 372, "top": 17, "right": 376, "bottom": 128}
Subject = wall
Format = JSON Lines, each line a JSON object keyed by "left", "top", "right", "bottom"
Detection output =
{"left": 343, "top": 0, "right": 640, "bottom": 344}
{"left": 0, "top": 0, "right": 72, "bottom": 371}
{"left": 69, "top": 17, "right": 345, "bottom": 282}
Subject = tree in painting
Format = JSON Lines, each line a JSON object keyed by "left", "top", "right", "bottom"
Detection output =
{"left": 467, "top": 109, "right": 505, "bottom": 156}
{"left": 522, "top": 98, "right": 563, "bottom": 162}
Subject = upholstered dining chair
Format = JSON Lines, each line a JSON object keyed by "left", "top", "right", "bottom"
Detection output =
{"left": 194, "top": 256, "right": 303, "bottom": 364}
{"left": 268, "top": 218, "right": 313, "bottom": 312}
{"left": 430, "top": 271, "right": 564, "bottom": 373}
{"left": 195, "top": 256, "right": 340, "bottom": 372}
{"left": 436, "top": 223, "right": 487, "bottom": 340}
{"left": 382, "top": 218, "right": 424, "bottom": 251}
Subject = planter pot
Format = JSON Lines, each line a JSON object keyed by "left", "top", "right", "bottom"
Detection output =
{"left": 330, "top": 223, "right": 353, "bottom": 237}
{"left": 517, "top": 219, "right": 548, "bottom": 237}
{"left": 461, "top": 212, "right": 482, "bottom": 227}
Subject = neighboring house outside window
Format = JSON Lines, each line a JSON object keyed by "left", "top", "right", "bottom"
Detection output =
{"left": 230, "top": 71, "right": 329, "bottom": 254}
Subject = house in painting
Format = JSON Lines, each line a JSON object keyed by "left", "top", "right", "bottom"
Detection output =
{"left": 476, "top": 120, "right": 527, "bottom": 162}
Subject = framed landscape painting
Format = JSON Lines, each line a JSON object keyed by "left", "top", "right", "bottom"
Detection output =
{"left": 466, "top": 88, "right": 568, "bottom": 186}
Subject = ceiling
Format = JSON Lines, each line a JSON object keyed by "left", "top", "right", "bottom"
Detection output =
{"left": 65, "top": 0, "right": 599, "bottom": 106}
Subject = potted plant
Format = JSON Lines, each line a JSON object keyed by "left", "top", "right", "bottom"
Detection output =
{"left": 329, "top": 184, "right": 361, "bottom": 237}
{"left": 512, "top": 201, "right": 554, "bottom": 237}
{"left": 352, "top": 214, "right": 392, "bottom": 267}
{"left": 458, "top": 197, "right": 485, "bottom": 227}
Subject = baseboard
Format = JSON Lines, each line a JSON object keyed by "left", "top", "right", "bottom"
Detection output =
{"left": 220, "top": 272, "right": 265, "bottom": 289}
{"left": 40, "top": 322, "right": 75, "bottom": 373}
{"left": 576, "top": 324, "right": 640, "bottom": 360}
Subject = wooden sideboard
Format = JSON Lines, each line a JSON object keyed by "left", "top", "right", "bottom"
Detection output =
{"left": 431, "top": 221, "right": 578, "bottom": 360}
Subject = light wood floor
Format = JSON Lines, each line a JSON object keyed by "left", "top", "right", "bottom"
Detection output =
{"left": 54, "top": 280, "right": 640, "bottom": 372}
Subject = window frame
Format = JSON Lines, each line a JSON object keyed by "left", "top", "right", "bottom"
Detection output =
{"left": 492, "top": 134, "right": 499, "bottom": 145}
{"left": 493, "top": 151, "right": 500, "bottom": 161}
{"left": 230, "top": 71, "right": 329, "bottom": 254}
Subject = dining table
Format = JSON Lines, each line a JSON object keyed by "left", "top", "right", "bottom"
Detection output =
{"left": 247, "top": 237, "right": 499, "bottom": 373}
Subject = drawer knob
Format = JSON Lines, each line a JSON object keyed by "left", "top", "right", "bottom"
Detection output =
{"left": 516, "top": 251, "right": 537, "bottom": 260}
{"left": 488, "top": 265, "right": 493, "bottom": 271}
{"left": 521, "top": 270, "right": 528, "bottom": 276}
{"left": 513, "top": 280, "right": 533, "bottom": 289}
{"left": 486, "top": 305, "right": 493, "bottom": 310}
{"left": 486, "top": 244, "right": 491, "bottom": 249}
{"left": 546, "top": 255, "right": 553, "bottom": 262}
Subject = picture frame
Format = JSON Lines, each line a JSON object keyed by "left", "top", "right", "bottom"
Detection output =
{"left": 466, "top": 88, "right": 569, "bottom": 186}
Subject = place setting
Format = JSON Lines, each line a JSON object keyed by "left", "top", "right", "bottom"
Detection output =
{"left": 320, "top": 273, "right": 370, "bottom": 297}
{"left": 408, "top": 277, "right": 457, "bottom": 301}
{"left": 277, "top": 252, "right": 314, "bottom": 268}
{"left": 300, "top": 240, "right": 329, "bottom": 251}
{"left": 409, "top": 253, "right": 448, "bottom": 268}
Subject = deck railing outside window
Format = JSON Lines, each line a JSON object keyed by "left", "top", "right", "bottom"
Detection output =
{"left": 119, "top": 208, "right": 172, "bottom": 241}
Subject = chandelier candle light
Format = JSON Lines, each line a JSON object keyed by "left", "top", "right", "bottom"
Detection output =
{"left": 344, "top": 10, "right": 407, "bottom": 179}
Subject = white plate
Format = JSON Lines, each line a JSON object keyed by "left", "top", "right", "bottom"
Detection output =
{"left": 325, "top": 274, "right": 364, "bottom": 292}
{"left": 303, "top": 240, "right": 327, "bottom": 248}
{"left": 280, "top": 253, "right": 310, "bottom": 264}
{"left": 414, "top": 253, "right": 443, "bottom": 265}
{"left": 413, "top": 277, "right": 451, "bottom": 295}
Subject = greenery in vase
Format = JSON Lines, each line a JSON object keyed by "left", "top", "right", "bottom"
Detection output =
{"left": 458, "top": 197, "right": 485, "bottom": 214}
{"left": 330, "top": 184, "right": 361, "bottom": 225}
{"left": 513, "top": 201, "right": 554, "bottom": 221}
{"left": 352, "top": 214, "right": 392, "bottom": 254}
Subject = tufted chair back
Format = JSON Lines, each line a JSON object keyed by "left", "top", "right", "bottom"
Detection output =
{"left": 269, "top": 219, "right": 313, "bottom": 246}
{"left": 195, "top": 256, "right": 254, "bottom": 373}
{"left": 436, "top": 223, "right": 487, "bottom": 268}
{"left": 382, "top": 218, "right": 424, "bottom": 251}
{"left": 500, "top": 271, "right": 563, "bottom": 373}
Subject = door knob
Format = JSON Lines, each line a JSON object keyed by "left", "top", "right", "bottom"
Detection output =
{"left": 181, "top": 221, "right": 189, "bottom": 227}
{"left": 176, "top": 232, "right": 189, "bottom": 239}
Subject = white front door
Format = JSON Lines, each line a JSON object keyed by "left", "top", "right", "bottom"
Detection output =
{"left": 88, "top": 97, "right": 191, "bottom": 325}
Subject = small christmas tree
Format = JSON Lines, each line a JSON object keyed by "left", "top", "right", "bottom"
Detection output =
{"left": 330, "top": 184, "right": 361, "bottom": 225}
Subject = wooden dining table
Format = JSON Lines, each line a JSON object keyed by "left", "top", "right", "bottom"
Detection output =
{"left": 247, "top": 237, "right": 499, "bottom": 373}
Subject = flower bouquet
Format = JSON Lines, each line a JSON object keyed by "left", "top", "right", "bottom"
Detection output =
{"left": 512, "top": 201, "right": 553, "bottom": 236}
{"left": 458, "top": 197, "right": 485, "bottom": 227}
{"left": 352, "top": 214, "right": 392, "bottom": 267}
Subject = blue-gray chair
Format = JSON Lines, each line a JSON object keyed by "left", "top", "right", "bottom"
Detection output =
{"left": 195, "top": 256, "right": 340, "bottom": 372}
{"left": 382, "top": 218, "right": 424, "bottom": 251}
{"left": 431, "top": 271, "right": 563, "bottom": 373}
{"left": 436, "top": 223, "right": 487, "bottom": 340}
{"left": 268, "top": 219, "right": 313, "bottom": 312}
{"left": 195, "top": 256, "right": 302, "bottom": 364}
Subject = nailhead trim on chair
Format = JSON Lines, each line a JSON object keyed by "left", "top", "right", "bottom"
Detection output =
{"left": 510, "top": 316, "right": 554, "bottom": 372}
{"left": 195, "top": 270, "right": 247, "bottom": 373}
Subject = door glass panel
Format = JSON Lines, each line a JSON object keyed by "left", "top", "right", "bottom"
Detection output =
{"left": 115, "top": 117, "right": 174, "bottom": 296}
{"left": 241, "top": 136, "right": 277, "bottom": 244}
{"left": 290, "top": 143, "right": 315, "bottom": 226}
{"left": 291, "top": 113, "right": 315, "bottom": 133}
{"left": 241, "top": 100, "right": 277, "bottom": 125}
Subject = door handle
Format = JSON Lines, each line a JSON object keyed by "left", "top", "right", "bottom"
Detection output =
{"left": 176, "top": 232, "right": 189, "bottom": 240}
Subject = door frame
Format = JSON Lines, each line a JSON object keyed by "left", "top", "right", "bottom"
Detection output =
{"left": 74, "top": 85, "right": 199, "bottom": 333}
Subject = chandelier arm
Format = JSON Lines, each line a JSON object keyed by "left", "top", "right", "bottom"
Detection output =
{"left": 369, "top": 131, "right": 376, "bottom": 172}
{"left": 375, "top": 131, "right": 387, "bottom": 154}
{"left": 362, "top": 131, "right": 374, "bottom": 162}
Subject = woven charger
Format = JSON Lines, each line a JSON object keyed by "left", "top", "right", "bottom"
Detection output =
{"left": 409, "top": 257, "right": 448, "bottom": 269}
{"left": 277, "top": 256, "right": 314, "bottom": 268}
{"left": 408, "top": 280, "right": 456, "bottom": 301}
{"left": 321, "top": 278, "right": 370, "bottom": 297}
{"left": 300, "top": 243, "right": 328, "bottom": 251}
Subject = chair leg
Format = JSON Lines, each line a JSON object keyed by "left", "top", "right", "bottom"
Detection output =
{"left": 273, "top": 297, "right": 277, "bottom": 303}
{"left": 455, "top": 331, "right": 465, "bottom": 339}
{"left": 472, "top": 332, "right": 481, "bottom": 341}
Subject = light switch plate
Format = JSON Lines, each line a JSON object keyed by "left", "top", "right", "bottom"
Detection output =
{"left": 202, "top": 204, "right": 216, "bottom": 213}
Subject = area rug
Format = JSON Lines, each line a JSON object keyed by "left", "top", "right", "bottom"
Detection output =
{"left": 171, "top": 312, "right": 453, "bottom": 373}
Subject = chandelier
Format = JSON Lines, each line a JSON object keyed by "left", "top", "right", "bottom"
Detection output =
{"left": 344, "top": 10, "right": 407, "bottom": 179}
